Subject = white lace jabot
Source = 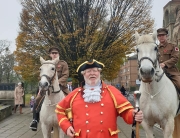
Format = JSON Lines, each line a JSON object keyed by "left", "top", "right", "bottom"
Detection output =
{"left": 83, "top": 81, "right": 102, "bottom": 103}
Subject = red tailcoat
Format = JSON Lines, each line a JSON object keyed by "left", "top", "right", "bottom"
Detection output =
{"left": 55, "top": 82, "right": 134, "bottom": 138}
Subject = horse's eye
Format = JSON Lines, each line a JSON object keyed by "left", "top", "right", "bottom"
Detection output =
{"left": 154, "top": 47, "right": 158, "bottom": 51}
{"left": 39, "top": 68, "right": 41, "bottom": 71}
{"left": 52, "top": 68, "right": 55, "bottom": 70}
{"left": 136, "top": 48, "right": 139, "bottom": 53}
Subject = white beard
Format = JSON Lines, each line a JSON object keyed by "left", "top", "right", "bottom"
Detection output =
{"left": 83, "top": 81, "right": 102, "bottom": 103}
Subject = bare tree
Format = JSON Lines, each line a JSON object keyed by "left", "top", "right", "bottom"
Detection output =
{"left": 0, "top": 49, "right": 16, "bottom": 83}
{"left": 0, "top": 40, "right": 11, "bottom": 54}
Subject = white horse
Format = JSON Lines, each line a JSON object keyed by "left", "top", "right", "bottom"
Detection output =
{"left": 135, "top": 31, "right": 180, "bottom": 138}
{"left": 39, "top": 57, "right": 65, "bottom": 138}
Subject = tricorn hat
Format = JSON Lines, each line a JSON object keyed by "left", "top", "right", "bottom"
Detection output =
{"left": 76, "top": 59, "right": 105, "bottom": 73}
{"left": 157, "top": 28, "right": 168, "bottom": 35}
{"left": 48, "top": 47, "right": 60, "bottom": 53}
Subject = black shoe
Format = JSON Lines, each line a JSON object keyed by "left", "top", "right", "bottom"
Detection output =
{"left": 30, "top": 120, "right": 38, "bottom": 131}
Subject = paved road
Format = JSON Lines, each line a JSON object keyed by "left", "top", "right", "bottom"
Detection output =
{"left": 0, "top": 106, "right": 163, "bottom": 138}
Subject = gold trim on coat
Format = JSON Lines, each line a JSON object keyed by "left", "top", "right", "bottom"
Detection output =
{"left": 116, "top": 101, "right": 130, "bottom": 108}
{"left": 59, "top": 117, "right": 68, "bottom": 126}
{"left": 56, "top": 104, "right": 65, "bottom": 110}
{"left": 107, "top": 86, "right": 117, "bottom": 107}
{"left": 74, "top": 129, "right": 81, "bottom": 136}
{"left": 55, "top": 110, "right": 66, "bottom": 115}
{"left": 118, "top": 106, "right": 134, "bottom": 114}
{"left": 108, "top": 128, "right": 120, "bottom": 136}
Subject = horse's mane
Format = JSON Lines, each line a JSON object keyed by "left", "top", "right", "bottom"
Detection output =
{"left": 137, "top": 34, "right": 155, "bottom": 45}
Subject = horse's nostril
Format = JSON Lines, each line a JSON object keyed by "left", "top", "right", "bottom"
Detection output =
{"left": 45, "top": 82, "right": 48, "bottom": 86}
{"left": 140, "top": 67, "right": 154, "bottom": 76}
{"left": 140, "top": 68, "right": 144, "bottom": 75}
{"left": 151, "top": 68, "right": 155, "bottom": 75}
{"left": 39, "top": 82, "right": 48, "bottom": 88}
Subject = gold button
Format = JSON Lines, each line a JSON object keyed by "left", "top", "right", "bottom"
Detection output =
{"left": 86, "top": 121, "right": 89, "bottom": 124}
{"left": 87, "top": 130, "right": 90, "bottom": 132}
{"left": 100, "top": 112, "right": 103, "bottom": 114}
{"left": 85, "top": 105, "right": 88, "bottom": 107}
{"left": 101, "top": 103, "right": 104, "bottom": 106}
{"left": 100, "top": 121, "right": 103, "bottom": 124}
{"left": 86, "top": 113, "right": 89, "bottom": 116}
{"left": 100, "top": 130, "right": 103, "bottom": 132}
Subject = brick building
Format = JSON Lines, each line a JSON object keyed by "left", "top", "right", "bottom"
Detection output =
{"left": 110, "top": 54, "right": 139, "bottom": 91}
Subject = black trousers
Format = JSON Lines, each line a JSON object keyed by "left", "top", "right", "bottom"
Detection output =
{"left": 32, "top": 95, "right": 45, "bottom": 121}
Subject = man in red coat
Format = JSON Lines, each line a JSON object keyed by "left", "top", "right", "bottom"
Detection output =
{"left": 55, "top": 59, "right": 143, "bottom": 138}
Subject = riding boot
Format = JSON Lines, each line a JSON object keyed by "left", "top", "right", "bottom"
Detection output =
{"left": 20, "top": 106, "right": 23, "bottom": 114}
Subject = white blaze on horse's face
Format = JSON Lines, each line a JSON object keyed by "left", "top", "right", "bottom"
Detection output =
{"left": 39, "top": 57, "right": 59, "bottom": 90}
{"left": 135, "top": 31, "right": 158, "bottom": 82}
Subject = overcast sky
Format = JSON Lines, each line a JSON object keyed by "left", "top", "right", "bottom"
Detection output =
{"left": 0, "top": 0, "right": 170, "bottom": 52}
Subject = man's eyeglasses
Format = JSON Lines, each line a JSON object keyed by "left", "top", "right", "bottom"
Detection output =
{"left": 157, "top": 34, "right": 166, "bottom": 37}
{"left": 51, "top": 52, "right": 59, "bottom": 55}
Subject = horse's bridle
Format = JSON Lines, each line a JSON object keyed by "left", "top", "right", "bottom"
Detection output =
{"left": 137, "top": 43, "right": 164, "bottom": 82}
{"left": 137, "top": 43, "right": 159, "bottom": 69}
{"left": 138, "top": 56, "right": 158, "bottom": 69}
{"left": 39, "top": 63, "right": 60, "bottom": 94}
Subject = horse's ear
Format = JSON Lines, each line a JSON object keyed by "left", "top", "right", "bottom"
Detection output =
{"left": 40, "top": 56, "right": 45, "bottom": 64}
{"left": 152, "top": 30, "right": 157, "bottom": 42}
{"left": 135, "top": 31, "right": 140, "bottom": 43}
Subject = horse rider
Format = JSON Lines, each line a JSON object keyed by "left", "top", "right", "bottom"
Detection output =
{"left": 157, "top": 28, "right": 180, "bottom": 94}
{"left": 55, "top": 59, "right": 143, "bottom": 138}
{"left": 29, "top": 47, "right": 70, "bottom": 131}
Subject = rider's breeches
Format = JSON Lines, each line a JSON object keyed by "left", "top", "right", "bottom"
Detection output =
{"left": 170, "top": 75, "right": 180, "bottom": 94}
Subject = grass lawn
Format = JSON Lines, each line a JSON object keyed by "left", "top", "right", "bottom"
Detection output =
{"left": 25, "top": 93, "right": 33, "bottom": 106}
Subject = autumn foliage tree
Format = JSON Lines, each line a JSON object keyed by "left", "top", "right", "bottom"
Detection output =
{"left": 14, "top": 0, "right": 154, "bottom": 82}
